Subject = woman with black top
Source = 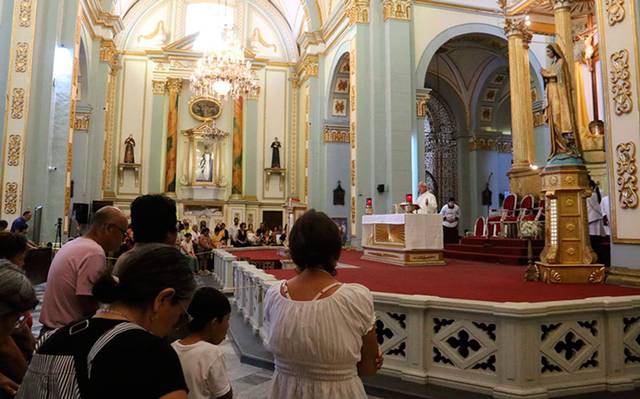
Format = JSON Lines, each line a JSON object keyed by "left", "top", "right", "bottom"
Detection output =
{"left": 17, "top": 245, "right": 196, "bottom": 399}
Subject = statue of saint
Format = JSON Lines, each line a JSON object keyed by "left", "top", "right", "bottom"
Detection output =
{"left": 540, "top": 43, "right": 583, "bottom": 161}
{"left": 124, "top": 134, "right": 136, "bottom": 164}
{"left": 333, "top": 181, "right": 345, "bottom": 205}
{"left": 270, "top": 137, "right": 281, "bottom": 168}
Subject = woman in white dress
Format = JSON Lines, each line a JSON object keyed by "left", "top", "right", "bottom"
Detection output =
{"left": 264, "top": 210, "right": 380, "bottom": 399}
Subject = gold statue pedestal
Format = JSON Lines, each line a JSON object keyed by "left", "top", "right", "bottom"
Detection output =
{"left": 533, "top": 162, "right": 605, "bottom": 284}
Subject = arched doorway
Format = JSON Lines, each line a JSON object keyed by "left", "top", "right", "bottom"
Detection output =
{"left": 424, "top": 33, "right": 513, "bottom": 230}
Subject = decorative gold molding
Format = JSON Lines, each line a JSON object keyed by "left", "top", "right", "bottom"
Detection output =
{"left": 416, "top": 94, "right": 429, "bottom": 118}
{"left": 166, "top": 78, "right": 184, "bottom": 94}
{"left": 152, "top": 80, "right": 167, "bottom": 95}
{"left": 616, "top": 142, "right": 638, "bottom": 209}
{"left": 504, "top": 17, "right": 528, "bottom": 38}
{"left": 4, "top": 182, "right": 18, "bottom": 215}
{"left": 7, "top": 135, "right": 21, "bottom": 167}
{"left": 15, "top": 43, "right": 28, "bottom": 73}
{"left": 609, "top": 49, "right": 633, "bottom": 115}
{"left": 383, "top": 0, "right": 411, "bottom": 21}
{"left": 251, "top": 28, "right": 277, "bottom": 52}
{"left": 18, "top": 0, "right": 32, "bottom": 27}
{"left": 99, "top": 39, "right": 121, "bottom": 74}
{"left": 297, "top": 54, "right": 319, "bottom": 80}
{"left": 11, "top": 88, "right": 25, "bottom": 119}
{"left": 137, "top": 21, "right": 169, "bottom": 44}
{"left": 346, "top": 0, "right": 369, "bottom": 25}
{"left": 552, "top": 0, "right": 572, "bottom": 11}
{"left": 605, "top": 0, "right": 626, "bottom": 25}
{"left": 74, "top": 113, "right": 90, "bottom": 131}
{"left": 323, "top": 126, "right": 350, "bottom": 143}
{"left": 468, "top": 136, "right": 513, "bottom": 153}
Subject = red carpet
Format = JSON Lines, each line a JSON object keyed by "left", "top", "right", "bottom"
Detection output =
{"left": 233, "top": 248, "right": 640, "bottom": 303}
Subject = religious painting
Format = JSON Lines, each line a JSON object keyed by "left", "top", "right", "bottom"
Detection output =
{"left": 480, "top": 106, "right": 493, "bottom": 122}
{"left": 332, "top": 217, "right": 348, "bottom": 244}
{"left": 491, "top": 73, "right": 506, "bottom": 85}
{"left": 335, "top": 78, "right": 349, "bottom": 94}
{"left": 332, "top": 99, "right": 347, "bottom": 116}
{"left": 483, "top": 88, "right": 498, "bottom": 102}
{"left": 189, "top": 96, "right": 222, "bottom": 121}
{"left": 338, "top": 59, "right": 350, "bottom": 74}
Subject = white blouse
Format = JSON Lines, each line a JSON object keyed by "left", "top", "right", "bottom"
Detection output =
{"left": 264, "top": 282, "right": 375, "bottom": 399}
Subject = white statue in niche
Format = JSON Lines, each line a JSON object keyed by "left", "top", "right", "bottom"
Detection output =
{"left": 195, "top": 143, "right": 214, "bottom": 183}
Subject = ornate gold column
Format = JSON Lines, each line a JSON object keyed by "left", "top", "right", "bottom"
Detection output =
{"left": 231, "top": 97, "right": 244, "bottom": 198}
{"left": 505, "top": 17, "right": 540, "bottom": 196}
{"left": 522, "top": 31, "right": 536, "bottom": 164}
{"left": 553, "top": 0, "right": 576, "bottom": 82}
{"left": 289, "top": 77, "right": 299, "bottom": 198}
{"left": 1, "top": 0, "right": 39, "bottom": 220}
{"left": 100, "top": 40, "right": 121, "bottom": 198}
{"left": 164, "top": 78, "right": 182, "bottom": 194}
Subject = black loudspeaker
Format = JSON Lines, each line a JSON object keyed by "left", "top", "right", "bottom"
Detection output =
{"left": 377, "top": 184, "right": 385, "bottom": 193}
{"left": 72, "top": 203, "right": 90, "bottom": 224}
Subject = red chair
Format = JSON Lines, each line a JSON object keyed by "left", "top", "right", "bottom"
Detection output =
{"left": 487, "top": 193, "right": 517, "bottom": 237}
{"left": 473, "top": 217, "right": 487, "bottom": 237}
{"left": 505, "top": 194, "right": 535, "bottom": 235}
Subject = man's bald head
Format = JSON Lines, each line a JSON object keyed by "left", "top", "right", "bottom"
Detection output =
{"left": 88, "top": 206, "right": 128, "bottom": 252}
{"left": 92, "top": 206, "right": 127, "bottom": 228}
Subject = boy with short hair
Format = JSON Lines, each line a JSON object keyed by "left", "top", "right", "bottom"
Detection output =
{"left": 172, "top": 287, "right": 232, "bottom": 399}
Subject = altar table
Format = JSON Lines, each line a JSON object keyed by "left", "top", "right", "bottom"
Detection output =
{"left": 361, "top": 214, "right": 445, "bottom": 266}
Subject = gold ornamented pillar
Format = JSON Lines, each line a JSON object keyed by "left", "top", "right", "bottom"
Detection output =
{"left": 553, "top": 0, "right": 576, "bottom": 83}
{"left": 505, "top": 17, "right": 540, "bottom": 196}
{"left": 101, "top": 40, "right": 121, "bottom": 198}
{"left": 535, "top": 164, "right": 604, "bottom": 283}
{"left": 164, "top": 78, "right": 182, "bottom": 194}
{"left": 1, "top": 0, "right": 39, "bottom": 220}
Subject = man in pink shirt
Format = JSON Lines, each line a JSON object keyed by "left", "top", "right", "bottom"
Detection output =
{"left": 39, "top": 206, "right": 128, "bottom": 331}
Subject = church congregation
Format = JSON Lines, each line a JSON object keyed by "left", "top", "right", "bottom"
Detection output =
{"left": 1, "top": 0, "right": 640, "bottom": 398}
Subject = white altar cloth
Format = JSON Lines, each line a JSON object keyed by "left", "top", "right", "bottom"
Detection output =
{"left": 362, "top": 214, "right": 443, "bottom": 250}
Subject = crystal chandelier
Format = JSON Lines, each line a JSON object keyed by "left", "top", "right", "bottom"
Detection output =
{"left": 190, "top": 25, "right": 259, "bottom": 102}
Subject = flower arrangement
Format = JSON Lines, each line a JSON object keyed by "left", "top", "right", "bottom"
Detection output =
{"left": 520, "top": 220, "right": 541, "bottom": 239}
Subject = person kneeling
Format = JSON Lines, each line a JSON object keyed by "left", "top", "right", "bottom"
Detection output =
{"left": 172, "top": 287, "right": 232, "bottom": 399}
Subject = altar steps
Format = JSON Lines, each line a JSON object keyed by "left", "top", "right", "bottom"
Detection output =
{"left": 444, "top": 237, "right": 544, "bottom": 265}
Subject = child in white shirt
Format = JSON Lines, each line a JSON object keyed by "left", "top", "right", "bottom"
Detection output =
{"left": 172, "top": 287, "right": 232, "bottom": 399}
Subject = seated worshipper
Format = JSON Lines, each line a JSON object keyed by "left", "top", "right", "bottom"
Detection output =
{"left": 17, "top": 245, "right": 196, "bottom": 399}
{"left": 227, "top": 218, "right": 240, "bottom": 247}
{"left": 416, "top": 182, "right": 438, "bottom": 214}
{"left": 234, "top": 223, "right": 249, "bottom": 247}
{"left": 0, "top": 266, "right": 37, "bottom": 398}
{"left": 0, "top": 221, "right": 7, "bottom": 232}
{"left": 587, "top": 179, "right": 605, "bottom": 237}
{"left": 172, "top": 287, "right": 232, "bottom": 399}
{"left": 264, "top": 210, "right": 381, "bottom": 399}
{"left": 39, "top": 207, "right": 128, "bottom": 333}
{"left": 440, "top": 198, "right": 461, "bottom": 244}
{"left": 0, "top": 232, "right": 36, "bottom": 379}
{"left": 180, "top": 234, "right": 198, "bottom": 272}
{"left": 9, "top": 212, "right": 31, "bottom": 235}
{"left": 197, "top": 228, "right": 213, "bottom": 274}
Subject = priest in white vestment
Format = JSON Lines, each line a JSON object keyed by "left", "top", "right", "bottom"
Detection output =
{"left": 416, "top": 182, "right": 438, "bottom": 214}
{"left": 587, "top": 179, "right": 605, "bottom": 236}
{"left": 440, "top": 197, "right": 460, "bottom": 244}
{"left": 601, "top": 196, "right": 610, "bottom": 236}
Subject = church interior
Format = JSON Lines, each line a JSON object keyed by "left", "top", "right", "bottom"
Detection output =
{"left": 2, "top": 0, "right": 640, "bottom": 398}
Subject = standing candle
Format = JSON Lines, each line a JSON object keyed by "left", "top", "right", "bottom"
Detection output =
{"left": 406, "top": 193, "right": 413, "bottom": 204}
{"left": 366, "top": 198, "right": 373, "bottom": 207}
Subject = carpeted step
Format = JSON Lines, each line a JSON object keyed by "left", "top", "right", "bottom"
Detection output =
{"left": 444, "top": 249, "right": 538, "bottom": 265}
{"left": 445, "top": 243, "right": 543, "bottom": 257}
{"left": 459, "top": 237, "right": 544, "bottom": 248}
